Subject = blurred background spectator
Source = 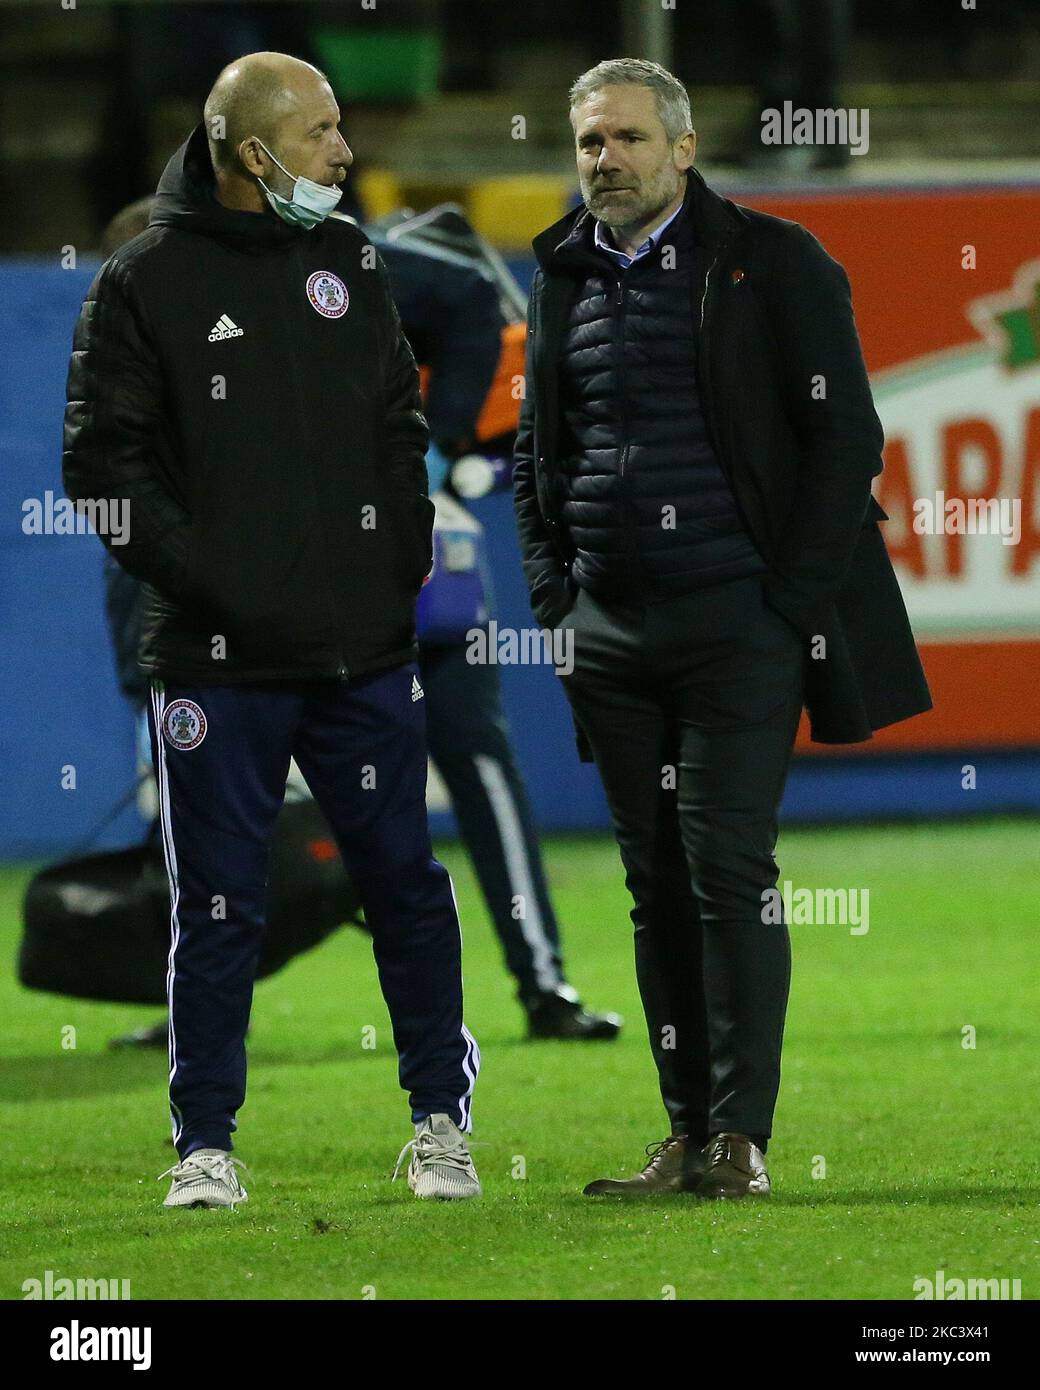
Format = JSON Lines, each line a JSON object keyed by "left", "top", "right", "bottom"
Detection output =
{"left": 2, "top": 0, "right": 1038, "bottom": 255}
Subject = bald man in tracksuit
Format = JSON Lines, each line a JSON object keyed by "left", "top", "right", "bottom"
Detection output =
{"left": 63, "top": 53, "right": 481, "bottom": 1207}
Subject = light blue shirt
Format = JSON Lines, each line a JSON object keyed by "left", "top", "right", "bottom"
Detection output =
{"left": 593, "top": 203, "right": 683, "bottom": 269}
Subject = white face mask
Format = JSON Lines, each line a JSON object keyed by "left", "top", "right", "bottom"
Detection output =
{"left": 255, "top": 139, "right": 342, "bottom": 229}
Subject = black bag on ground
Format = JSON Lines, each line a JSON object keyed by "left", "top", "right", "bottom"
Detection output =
{"left": 17, "top": 798, "right": 364, "bottom": 1005}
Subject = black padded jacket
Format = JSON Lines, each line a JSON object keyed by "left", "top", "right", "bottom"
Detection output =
{"left": 64, "top": 124, "right": 432, "bottom": 685}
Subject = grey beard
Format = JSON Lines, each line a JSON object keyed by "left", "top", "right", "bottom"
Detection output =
{"left": 585, "top": 181, "right": 678, "bottom": 235}
{"left": 593, "top": 195, "right": 671, "bottom": 238}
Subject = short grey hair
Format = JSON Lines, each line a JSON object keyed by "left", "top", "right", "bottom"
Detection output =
{"left": 568, "top": 58, "right": 693, "bottom": 143}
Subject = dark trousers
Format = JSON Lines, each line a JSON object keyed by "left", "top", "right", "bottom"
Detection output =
{"left": 146, "top": 662, "right": 479, "bottom": 1159}
{"left": 419, "top": 643, "right": 564, "bottom": 1003}
{"left": 558, "top": 574, "right": 804, "bottom": 1142}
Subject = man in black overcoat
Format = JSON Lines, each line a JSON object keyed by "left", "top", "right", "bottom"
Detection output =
{"left": 513, "top": 58, "right": 931, "bottom": 1199}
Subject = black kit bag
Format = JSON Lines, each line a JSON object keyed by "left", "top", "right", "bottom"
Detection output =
{"left": 18, "top": 795, "right": 365, "bottom": 1005}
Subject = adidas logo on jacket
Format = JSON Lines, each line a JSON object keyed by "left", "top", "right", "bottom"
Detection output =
{"left": 63, "top": 124, "right": 435, "bottom": 687}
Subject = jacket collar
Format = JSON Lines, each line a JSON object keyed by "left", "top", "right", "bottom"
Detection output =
{"left": 532, "top": 166, "right": 747, "bottom": 272}
{"left": 150, "top": 124, "right": 305, "bottom": 255}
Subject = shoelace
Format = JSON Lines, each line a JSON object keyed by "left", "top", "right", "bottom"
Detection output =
{"left": 392, "top": 1129, "right": 473, "bottom": 1182}
{"left": 643, "top": 1136, "right": 683, "bottom": 1168}
{"left": 157, "top": 1152, "right": 249, "bottom": 1189}
{"left": 705, "top": 1136, "right": 754, "bottom": 1170}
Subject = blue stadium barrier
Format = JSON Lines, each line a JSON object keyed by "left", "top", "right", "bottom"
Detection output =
{"left": 1, "top": 261, "right": 146, "bottom": 860}
{"left": 1, "top": 260, "right": 1037, "bottom": 863}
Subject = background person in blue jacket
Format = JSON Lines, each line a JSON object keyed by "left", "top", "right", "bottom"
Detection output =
{"left": 377, "top": 219, "right": 621, "bottom": 1042}
{"left": 99, "top": 190, "right": 620, "bottom": 1047}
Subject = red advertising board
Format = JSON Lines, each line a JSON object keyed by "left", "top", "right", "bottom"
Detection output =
{"left": 741, "top": 183, "right": 1040, "bottom": 753}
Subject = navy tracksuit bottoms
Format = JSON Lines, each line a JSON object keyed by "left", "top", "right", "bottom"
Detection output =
{"left": 146, "top": 661, "right": 479, "bottom": 1160}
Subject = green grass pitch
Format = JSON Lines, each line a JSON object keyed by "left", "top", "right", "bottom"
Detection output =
{"left": 1, "top": 819, "right": 1038, "bottom": 1301}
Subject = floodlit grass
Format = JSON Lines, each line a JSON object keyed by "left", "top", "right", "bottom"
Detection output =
{"left": 2, "top": 821, "right": 1038, "bottom": 1300}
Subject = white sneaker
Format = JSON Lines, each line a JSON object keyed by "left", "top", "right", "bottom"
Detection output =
{"left": 159, "top": 1148, "right": 248, "bottom": 1209}
{"left": 393, "top": 1114, "right": 482, "bottom": 1200}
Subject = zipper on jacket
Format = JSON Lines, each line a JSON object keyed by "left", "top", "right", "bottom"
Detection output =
{"left": 615, "top": 270, "right": 631, "bottom": 478}
{"left": 283, "top": 247, "right": 351, "bottom": 681}
{"left": 700, "top": 253, "right": 717, "bottom": 331}
{"left": 612, "top": 266, "right": 642, "bottom": 587}
{"left": 697, "top": 247, "right": 733, "bottom": 487}
{"left": 696, "top": 241, "right": 762, "bottom": 555}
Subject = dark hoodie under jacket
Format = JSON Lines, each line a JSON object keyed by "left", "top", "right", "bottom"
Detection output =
{"left": 63, "top": 124, "right": 433, "bottom": 685}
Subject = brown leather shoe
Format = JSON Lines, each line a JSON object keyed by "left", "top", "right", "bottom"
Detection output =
{"left": 696, "top": 1133, "right": 771, "bottom": 1199}
{"left": 583, "top": 1135, "right": 705, "bottom": 1197}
